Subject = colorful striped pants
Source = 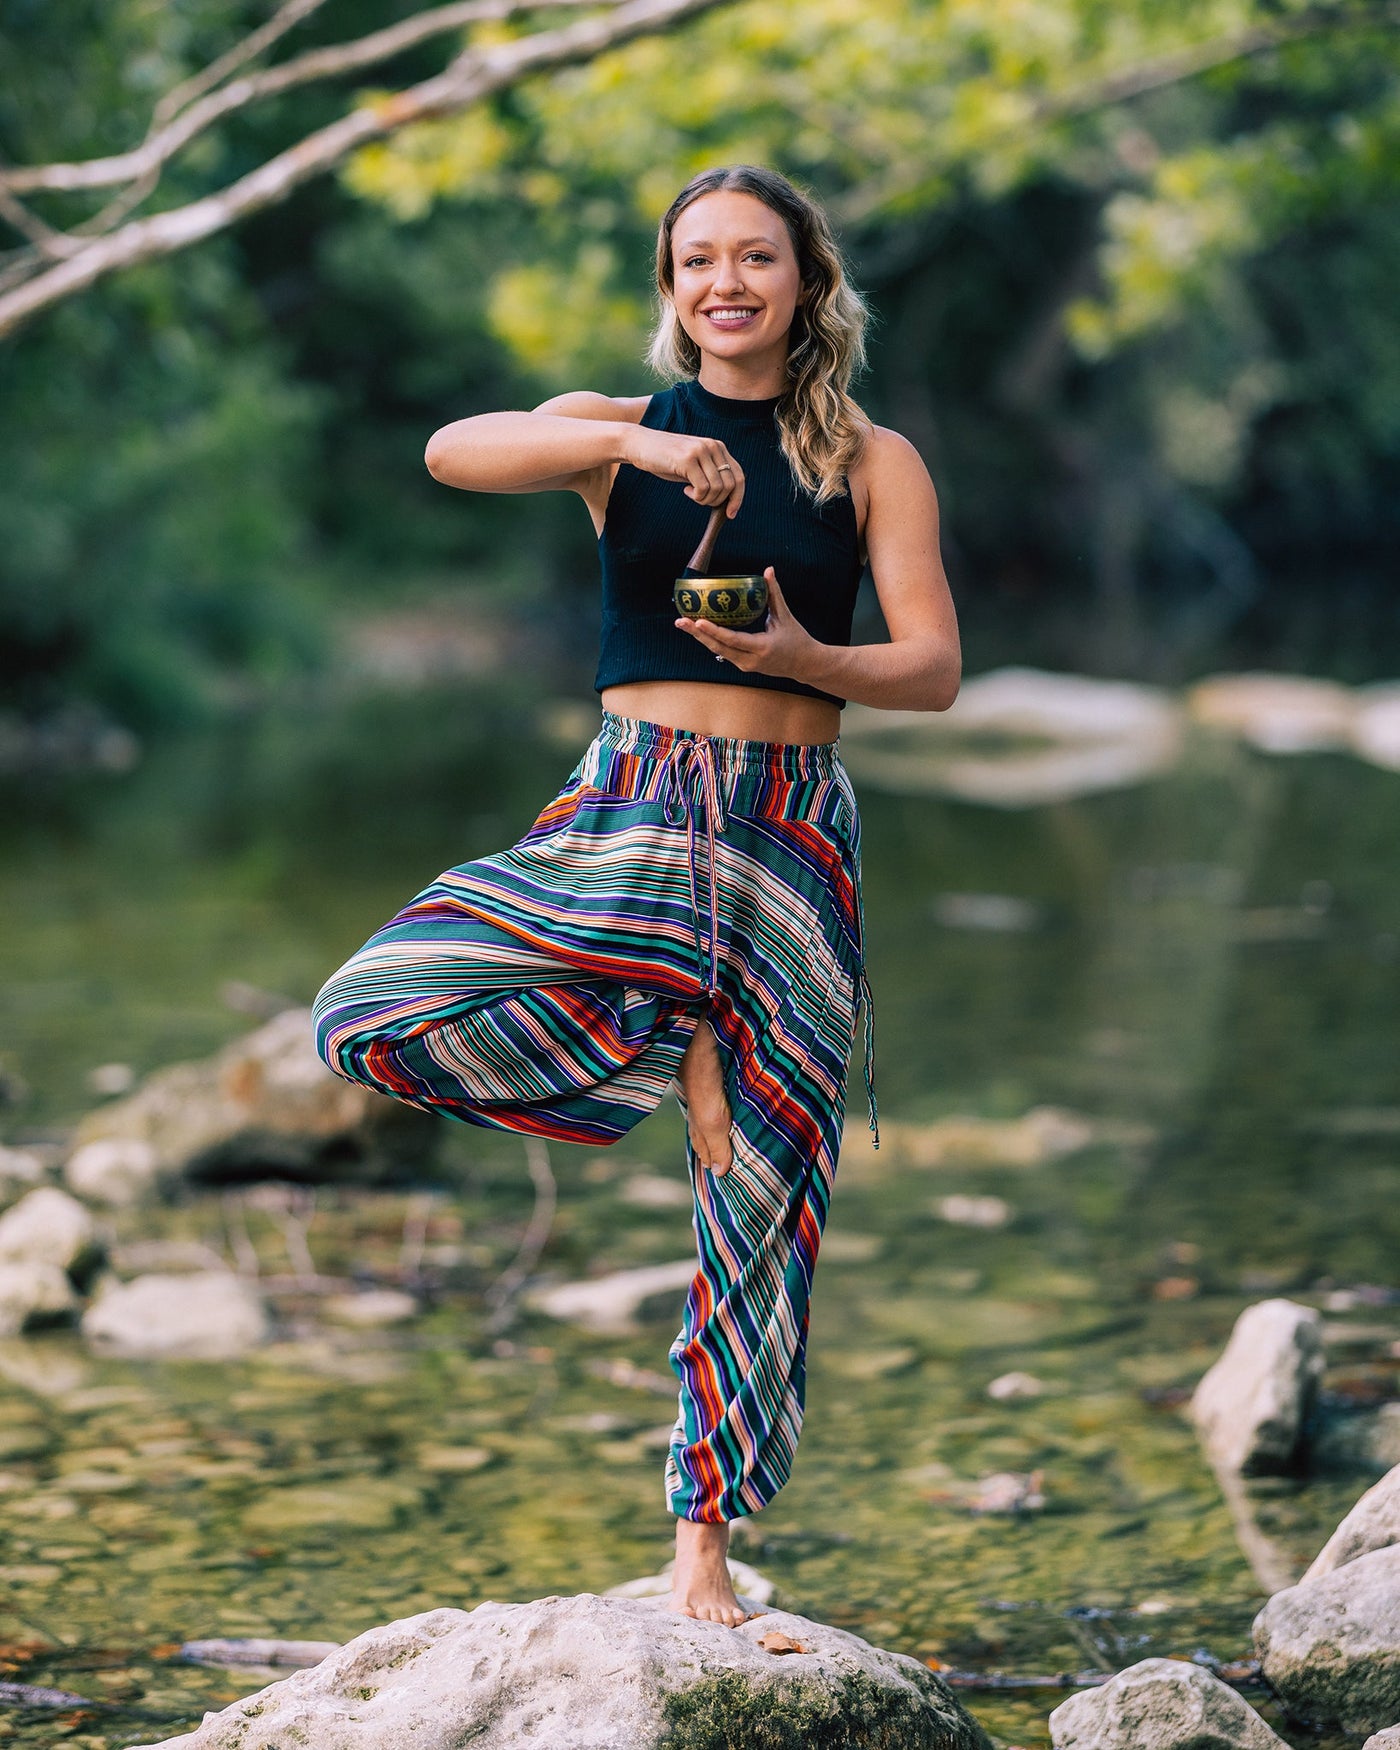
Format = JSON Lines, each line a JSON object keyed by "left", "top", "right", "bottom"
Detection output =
{"left": 312, "top": 711, "right": 876, "bottom": 1522}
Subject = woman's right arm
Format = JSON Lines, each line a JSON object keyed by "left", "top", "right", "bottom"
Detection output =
{"left": 424, "top": 391, "right": 746, "bottom": 522}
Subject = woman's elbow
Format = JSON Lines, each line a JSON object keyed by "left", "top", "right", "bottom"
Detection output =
{"left": 925, "top": 644, "right": 961, "bottom": 711}
{"left": 424, "top": 429, "right": 454, "bottom": 482}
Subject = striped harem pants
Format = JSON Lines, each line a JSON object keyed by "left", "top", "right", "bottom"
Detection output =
{"left": 311, "top": 710, "right": 877, "bottom": 1522}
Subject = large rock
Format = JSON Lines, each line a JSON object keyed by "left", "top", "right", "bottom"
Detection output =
{"left": 131, "top": 1595, "right": 993, "bottom": 1750}
{"left": 1253, "top": 1544, "right": 1400, "bottom": 1733}
{"left": 1190, "top": 1299, "right": 1323, "bottom": 1474}
{"left": 1363, "top": 1731, "right": 1400, "bottom": 1750}
{"left": 0, "top": 1260, "right": 79, "bottom": 1336}
{"left": 65, "top": 1137, "right": 160, "bottom": 1205}
{"left": 82, "top": 1271, "right": 269, "bottom": 1360}
{"left": 1303, "top": 1463, "right": 1400, "bottom": 1582}
{"left": 65, "top": 1008, "right": 436, "bottom": 1196}
{"left": 0, "top": 1186, "right": 98, "bottom": 1278}
{"left": 1187, "top": 673, "right": 1356, "bottom": 753}
{"left": 1049, "top": 1657, "right": 1289, "bottom": 1748}
{"left": 527, "top": 1260, "right": 697, "bottom": 1335}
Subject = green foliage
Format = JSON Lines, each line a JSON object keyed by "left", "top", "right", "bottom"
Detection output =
{"left": 0, "top": 254, "right": 327, "bottom": 729}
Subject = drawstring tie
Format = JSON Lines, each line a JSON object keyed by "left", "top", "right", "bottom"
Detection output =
{"left": 660, "top": 735, "right": 729, "bottom": 999}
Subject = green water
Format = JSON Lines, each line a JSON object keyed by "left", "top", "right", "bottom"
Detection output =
{"left": 1, "top": 681, "right": 1398, "bottom": 1748}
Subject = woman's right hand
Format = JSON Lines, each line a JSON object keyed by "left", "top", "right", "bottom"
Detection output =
{"left": 622, "top": 425, "right": 745, "bottom": 516}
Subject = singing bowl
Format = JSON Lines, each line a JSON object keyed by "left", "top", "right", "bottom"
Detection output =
{"left": 673, "top": 573, "right": 769, "bottom": 631}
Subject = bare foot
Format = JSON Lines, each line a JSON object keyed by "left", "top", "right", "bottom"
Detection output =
{"left": 677, "top": 1018, "right": 733, "bottom": 1176}
{"left": 668, "top": 1518, "right": 755, "bottom": 1627}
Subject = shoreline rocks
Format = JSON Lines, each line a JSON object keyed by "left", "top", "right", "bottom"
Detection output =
{"left": 82, "top": 1270, "right": 270, "bottom": 1360}
{"left": 1048, "top": 1657, "right": 1289, "bottom": 1748}
{"left": 1190, "top": 1298, "right": 1323, "bottom": 1475}
{"left": 65, "top": 1007, "right": 437, "bottom": 1202}
{"left": 131, "top": 1594, "right": 993, "bottom": 1750}
{"left": 1253, "top": 1543, "right": 1400, "bottom": 1733}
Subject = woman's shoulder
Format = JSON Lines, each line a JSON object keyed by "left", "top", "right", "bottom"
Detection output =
{"left": 532, "top": 389, "right": 657, "bottom": 426}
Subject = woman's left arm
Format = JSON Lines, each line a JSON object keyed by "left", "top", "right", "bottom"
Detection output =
{"left": 674, "top": 425, "right": 961, "bottom": 711}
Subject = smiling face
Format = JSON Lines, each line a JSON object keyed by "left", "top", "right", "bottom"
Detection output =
{"left": 667, "top": 189, "right": 805, "bottom": 383}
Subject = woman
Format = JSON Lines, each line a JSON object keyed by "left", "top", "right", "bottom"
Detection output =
{"left": 313, "top": 164, "right": 959, "bottom": 1629}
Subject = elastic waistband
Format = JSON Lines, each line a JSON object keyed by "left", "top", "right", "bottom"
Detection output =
{"left": 597, "top": 711, "right": 841, "bottom": 782}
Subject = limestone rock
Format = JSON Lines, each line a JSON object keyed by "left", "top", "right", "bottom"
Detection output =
{"left": 1362, "top": 1730, "right": 1400, "bottom": 1750}
{"left": 1351, "top": 684, "right": 1400, "bottom": 773}
{"left": 82, "top": 1271, "right": 269, "bottom": 1360}
{"left": 68, "top": 1007, "right": 436, "bottom": 1192}
{"left": 64, "top": 1138, "right": 160, "bottom": 1205}
{"left": 842, "top": 672, "right": 1183, "bottom": 807}
{"left": 1049, "top": 1657, "right": 1289, "bottom": 1748}
{"left": 132, "top": 1595, "right": 992, "bottom": 1750}
{"left": 870, "top": 1106, "right": 1096, "bottom": 1170}
{"left": 323, "top": 1290, "right": 420, "bottom": 1326}
{"left": 1253, "top": 1544, "right": 1400, "bottom": 1733}
{"left": 1187, "top": 673, "right": 1356, "bottom": 753}
{"left": 0, "top": 1261, "right": 79, "bottom": 1336}
{"left": 0, "top": 1186, "right": 98, "bottom": 1278}
{"left": 0, "top": 1146, "right": 44, "bottom": 1197}
{"left": 1190, "top": 1298, "right": 1323, "bottom": 1474}
{"left": 1303, "top": 1463, "right": 1400, "bottom": 1582}
{"left": 527, "top": 1260, "right": 696, "bottom": 1335}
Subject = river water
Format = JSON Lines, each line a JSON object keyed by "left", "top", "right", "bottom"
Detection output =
{"left": 1, "top": 680, "right": 1397, "bottom": 1747}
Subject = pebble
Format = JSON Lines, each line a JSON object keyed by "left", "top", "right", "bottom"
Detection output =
{"left": 987, "top": 1371, "right": 1045, "bottom": 1401}
{"left": 934, "top": 1194, "right": 1012, "bottom": 1229}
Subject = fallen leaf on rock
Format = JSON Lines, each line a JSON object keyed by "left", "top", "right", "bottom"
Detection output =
{"left": 757, "top": 1631, "right": 809, "bottom": 1655}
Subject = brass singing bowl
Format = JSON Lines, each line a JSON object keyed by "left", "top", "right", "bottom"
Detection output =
{"left": 673, "top": 574, "right": 769, "bottom": 631}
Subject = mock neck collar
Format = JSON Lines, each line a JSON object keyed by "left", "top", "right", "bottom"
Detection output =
{"left": 681, "top": 376, "right": 783, "bottom": 425}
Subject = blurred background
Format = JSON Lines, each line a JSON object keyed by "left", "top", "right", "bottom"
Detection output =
{"left": 1, "top": 1, "right": 1398, "bottom": 1745}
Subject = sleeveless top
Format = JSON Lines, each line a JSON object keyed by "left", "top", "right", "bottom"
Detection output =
{"left": 594, "top": 378, "right": 864, "bottom": 708}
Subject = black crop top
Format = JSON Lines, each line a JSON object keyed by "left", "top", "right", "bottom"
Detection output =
{"left": 594, "top": 378, "right": 864, "bottom": 707}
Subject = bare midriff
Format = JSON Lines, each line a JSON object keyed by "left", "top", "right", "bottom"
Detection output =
{"left": 599, "top": 680, "right": 840, "bottom": 747}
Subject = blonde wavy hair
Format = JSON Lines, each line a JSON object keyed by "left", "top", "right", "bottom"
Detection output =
{"left": 647, "top": 165, "right": 871, "bottom": 505}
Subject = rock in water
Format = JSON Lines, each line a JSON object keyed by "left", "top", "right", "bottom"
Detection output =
{"left": 0, "top": 1260, "right": 78, "bottom": 1336}
{"left": 1253, "top": 1544, "right": 1400, "bottom": 1733}
{"left": 65, "top": 1007, "right": 436, "bottom": 1196}
{"left": 82, "top": 1271, "right": 269, "bottom": 1360}
{"left": 129, "top": 1595, "right": 993, "bottom": 1750}
{"left": 1190, "top": 1298, "right": 1323, "bottom": 1474}
{"left": 0, "top": 1186, "right": 98, "bottom": 1278}
{"left": 1303, "top": 1462, "right": 1400, "bottom": 1581}
{"left": 1048, "top": 1657, "right": 1290, "bottom": 1748}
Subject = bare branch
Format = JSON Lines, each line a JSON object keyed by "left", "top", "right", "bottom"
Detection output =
{"left": 1, "top": 0, "right": 602, "bottom": 198}
{"left": 0, "top": 184, "right": 71, "bottom": 255}
{"left": 485, "top": 1137, "right": 558, "bottom": 1333}
{"left": 150, "top": 0, "right": 334, "bottom": 136}
{"left": 0, "top": 0, "right": 731, "bottom": 340}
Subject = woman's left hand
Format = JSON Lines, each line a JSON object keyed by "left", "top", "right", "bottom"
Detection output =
{"left": 674, "top": 567, "right": 820, "bottom": 682}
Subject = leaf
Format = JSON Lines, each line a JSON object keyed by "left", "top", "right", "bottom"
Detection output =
{"left": 757, "top": 1630, "right": 810, "bottom": 1655}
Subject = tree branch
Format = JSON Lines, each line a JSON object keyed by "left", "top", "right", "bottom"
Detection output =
{"left": 0, "top": 0, "right": 731, "bottom": 339}
{"left": 150, "top": 0, "right": 335, "bottom": 138}
{"left": 1, "top": 0, "right": 601, "bottom": 199}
